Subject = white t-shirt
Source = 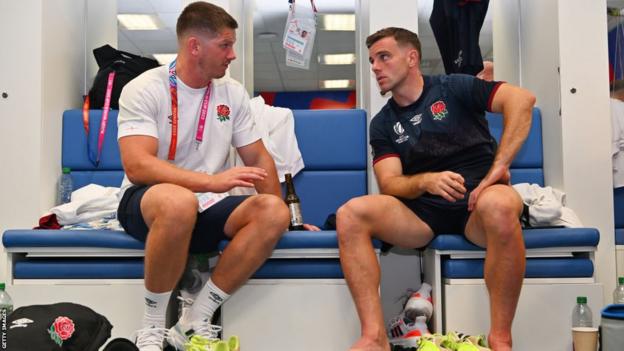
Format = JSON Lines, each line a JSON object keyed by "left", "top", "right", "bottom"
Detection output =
{"left": 117, "top": 64, "right": 260, "bottom": 195}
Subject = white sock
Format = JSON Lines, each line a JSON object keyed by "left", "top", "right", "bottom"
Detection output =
{"left": 183, "top": 278, "right": 230, "bottom": 325}
{"left": 142, "top": 288, "right": 172, "bottom": 329}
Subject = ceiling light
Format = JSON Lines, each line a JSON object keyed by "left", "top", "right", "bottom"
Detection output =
{"left": 321, "top": 14, "right": 355, "bottom": 31}
{"left": 320, "top": 53, "right": 355, "bottom": 65}
{"left": 152, "top": 54, "right": 177, "bottom": 65}
{"left": 322, "top": 79, "right": 352, "bottom": 89}
{"left": 257, "top": 32, "right": 278, "bottom": 39}
{"left": 117, "top": 14, "right": 161, "bottom": 30}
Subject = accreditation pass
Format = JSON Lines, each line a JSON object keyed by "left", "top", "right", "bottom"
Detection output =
{"left": 196, "top": 192, "right": 227, "bottom": 212}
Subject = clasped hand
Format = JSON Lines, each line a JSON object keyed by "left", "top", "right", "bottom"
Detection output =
{"left": 424, "top": 171, "right": 466, "bottom": 202}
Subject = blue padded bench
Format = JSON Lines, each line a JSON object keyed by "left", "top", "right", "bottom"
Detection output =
{"left": 3, "top": 110, "right": 142, "bottom": 279}
{"left": 427, "top": 109, "right": 599, "bottom": 278}
{"left": 423, "top": 108, "right": 600, "bottom": 333}
{"left": 2, "top": 108, "right": 380, "bottom": 280}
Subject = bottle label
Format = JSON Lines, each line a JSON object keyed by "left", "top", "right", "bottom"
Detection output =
{"left": 288, "top": 202, "right": 304, "bottom": 226}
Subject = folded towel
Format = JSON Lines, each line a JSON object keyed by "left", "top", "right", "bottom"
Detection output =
{"left": 49, "top": 184, "right": 120, "bottom": 225}
{"left": 513, "top": 183, "right": 582, "bottom": 228}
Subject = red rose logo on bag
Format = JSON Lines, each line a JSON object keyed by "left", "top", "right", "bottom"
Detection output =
{"left": 48, "top": 316, "right": 75, "bottom": 346}
{"left": 430, "top": 100, "right": 448, "bottom": 121}
{"left": 217, "top": 104, "right": 231, "bottom": 122}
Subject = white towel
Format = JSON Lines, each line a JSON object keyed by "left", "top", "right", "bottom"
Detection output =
{"left": 611, "top": 98, "right": 624, "bottom": 188}
{"left": 228, "top": 96, "right": 305, "bottom": 195}
{"left": 513, "top": 183, "right": 583, "bottom": 228}
{"left": 50, "top": 184, "right": 120, "bottom": 225}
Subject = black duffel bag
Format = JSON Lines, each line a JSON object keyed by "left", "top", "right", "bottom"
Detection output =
{"left": 87, "top": 44, "right": 160, "bottom": 109}
{"left": 6, "top": 302, "right": 112, "bottom": 351}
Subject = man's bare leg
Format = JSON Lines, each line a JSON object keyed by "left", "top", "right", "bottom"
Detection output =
{"left": 211, "top": 194, "right": 290, "bottom": 293}
{"left": 336, "top": 195, "right": 434, "bottom": 351}
{"left": 141, "top": 184, "right": 199, "bottom": 293}
{"left": 465, "top": 185, "right": 525, "bottom": 351}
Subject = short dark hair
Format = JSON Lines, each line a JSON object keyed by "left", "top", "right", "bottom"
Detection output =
{"left": 366, "top": 27, "right": 422, "bottom": 59}
{"left": 176, "top": 1, "right": 238, "bottom": 39}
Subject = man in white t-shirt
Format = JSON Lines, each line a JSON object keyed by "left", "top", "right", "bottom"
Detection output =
{"left": 116, "top": 2, "right": 290, "bottom": 350}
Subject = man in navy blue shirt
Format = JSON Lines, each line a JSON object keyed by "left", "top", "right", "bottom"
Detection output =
{"left": 336, "top": 27, "right": 535, "bottom": 351}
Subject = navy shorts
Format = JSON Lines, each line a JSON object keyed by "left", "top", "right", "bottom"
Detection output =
{"left": 400, "top": 195, "right": 471, "bottom": 235}
{"left": 117, "top": 185, "right": 249, "bottom": 254}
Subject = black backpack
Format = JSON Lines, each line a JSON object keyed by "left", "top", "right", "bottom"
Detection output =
{"left": 87, "top": 44, "right": 160, "bottom": 109}
{"left": 6, "top": 302, "right": 112, "bottom": 351}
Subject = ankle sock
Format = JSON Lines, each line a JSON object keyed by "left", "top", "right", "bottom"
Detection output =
{"left": 183, "top": 278, "right": 230, "bottom": 325}
{"left": 142, "top": 288, "right": 172, "bottom": 329}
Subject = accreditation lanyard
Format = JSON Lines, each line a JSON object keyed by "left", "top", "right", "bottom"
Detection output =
{"left": 289, "top": 0, "right": 318, "bottom": 13}
{"left": 168, "top": 60, "right": 212, "bottom": 161}
{"left": 82, "top": 71, "right": 115, "bottom": 166}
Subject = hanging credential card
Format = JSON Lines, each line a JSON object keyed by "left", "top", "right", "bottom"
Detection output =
{"left": 284, "top": 18, "right": 310, "bottom": 55}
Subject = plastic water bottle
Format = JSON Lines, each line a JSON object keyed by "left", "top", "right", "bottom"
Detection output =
{"left": 614, "top": 276, "right": 624, "bottom": 304}
{"left": 572, "top": 296, "right": 593, "bottom": 328}
{"left": 0, "top": 282, "right": 14, "bottom": 322}
{"left": 57, "top": 167, "right": 73, "bottom": 204}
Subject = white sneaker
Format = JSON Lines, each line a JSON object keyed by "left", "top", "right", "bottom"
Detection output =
{"left": 166, "top": 319, "right": 221, "bottom": 350}
{"left": 403, "top": 283, "right": 433, "bottom": 321}
{"left": 387, "top": 314, "right": 429, "bottom": 347}
{"left": 177, "top": 295, "right": 194, "bottom": 323}
{"left": 134, "top": 325, "right": 169, "bottom": 351}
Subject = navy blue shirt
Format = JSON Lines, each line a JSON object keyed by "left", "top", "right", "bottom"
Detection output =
{"left": 370, "top": 74, "right": 502, "bottom": 190}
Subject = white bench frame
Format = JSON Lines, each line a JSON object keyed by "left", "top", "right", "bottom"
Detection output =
{"left": 422, "top": 245, "right": 603, "bottom": 350}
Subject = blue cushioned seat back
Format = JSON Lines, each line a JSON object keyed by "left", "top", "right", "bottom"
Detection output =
{"left": 293, "top": 109, "right": 367, "bottom": 170}
{"left": 292, "top": 109, "right": 368, "bottom": 226}
{"left": 62, "top": 109, "right": 368, "bottom": 227}
{"left": 62, "top": 110, "right": 124, "bottom": 189}
{"left": 486, "top": 108, "right": 544, "bottom": 186}
{"left": 616, "top": 229, "right": 624, "bottom": 246}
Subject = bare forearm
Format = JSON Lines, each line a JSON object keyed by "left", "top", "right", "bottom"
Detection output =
{"left": 378, "top": 173, "right": 429, "bottom": 199}
{"left": 124, "top": 155, "right": 216, "bottom": 192}
{"left": 493, "top": 89, "right": 536, "bottom": 167}
{"left": 251, "top": 152, "right": 281, "bottom": 196}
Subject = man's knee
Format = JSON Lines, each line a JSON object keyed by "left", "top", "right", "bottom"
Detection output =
{"left": 143, "top": 184, "right": 198, "bottom": 227}
{"left": 336, "top": 196, "right": 376, "bottom": 238}
{"left": 248, "top": 194, "right": 290, "bottom": 231}
{"left": 474, "top": 185, "right": 523, "bottom": 241}
{"left": 337, "top": 196, "right": 372, "bottom": 223}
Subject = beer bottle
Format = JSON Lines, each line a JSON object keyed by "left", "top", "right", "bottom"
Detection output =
{"left": 284, "top": 173, "right": 304, "bottom": 230}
